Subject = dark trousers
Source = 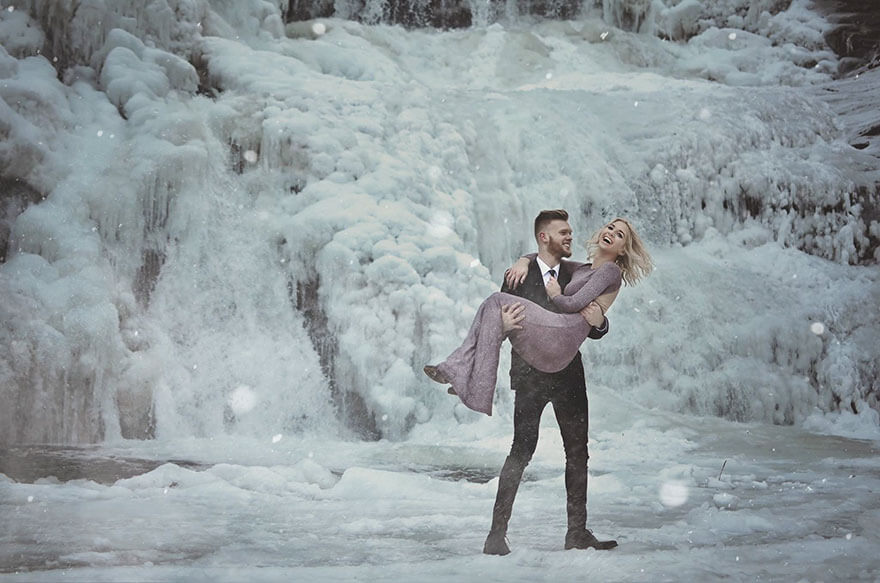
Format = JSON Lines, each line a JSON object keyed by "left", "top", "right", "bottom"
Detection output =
{"left": 489, "top": 377, "right": 590, "bottom": 534}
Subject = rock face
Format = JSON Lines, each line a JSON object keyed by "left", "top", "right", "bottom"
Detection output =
{"left": 285, "top": 0, "right": 586, "bottom": 28}
{"left": 815, "top": 0, "right": 880, "bottom": 74}
{"left": 814, "top": 1, "right": 880, "bottom": 168}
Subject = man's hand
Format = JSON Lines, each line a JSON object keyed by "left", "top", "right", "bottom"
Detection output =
{"left": 504, "top": 257, "right": 531, "bottom": 290}
{"left": 501, "top": 302, "right": 525, "bottom": 335}
{"left": 579, "top": 301, "right": 604, "bottom": 328}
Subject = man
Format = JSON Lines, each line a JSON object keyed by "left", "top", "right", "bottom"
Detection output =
{"left": 483, "top": 209, "right": 618, "bottom": 555}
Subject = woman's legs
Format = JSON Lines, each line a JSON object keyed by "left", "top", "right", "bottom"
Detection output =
{"left": 427, "top": 292, "right": 520, "bottom": 415}
{"left": 425, "top": 291, "right": 589, "bottom": 414}
{"left": 508, "top": 307, "right": 591, "bottom": 373}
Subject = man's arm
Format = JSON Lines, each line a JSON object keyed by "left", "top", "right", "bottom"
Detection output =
{"left": 501, "top": 303, "right": 525, "bottom": 336}
{"left": 586, "top": 309, "right": 609, "bottom": 339}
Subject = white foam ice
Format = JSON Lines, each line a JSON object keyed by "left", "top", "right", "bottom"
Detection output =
{"left": 0, "top": 0, "right": 876, "bottom": 481}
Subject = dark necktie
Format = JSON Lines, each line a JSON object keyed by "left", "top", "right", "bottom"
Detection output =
{"left": 546, "top": 269, "right": 557, "bottom": 293}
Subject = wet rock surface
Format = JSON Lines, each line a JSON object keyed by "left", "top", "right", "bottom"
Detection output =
{"left": 0, "top": 446, "right": 206, "bottom": 485}
{"left": 816, "top": 0, "right": 880, "bottom": 74}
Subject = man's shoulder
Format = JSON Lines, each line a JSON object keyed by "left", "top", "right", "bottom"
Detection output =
{"left": 559, "top": 258, "right": 586, "bottom": 273}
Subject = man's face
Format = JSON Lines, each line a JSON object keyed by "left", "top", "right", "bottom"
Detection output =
{"left": 542, "top": 220, "right": 573, "bottom": 259}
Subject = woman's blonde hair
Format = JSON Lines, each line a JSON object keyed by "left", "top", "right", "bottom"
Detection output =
{"left": 587, "top": 217, "right": 653, "bottom": 286}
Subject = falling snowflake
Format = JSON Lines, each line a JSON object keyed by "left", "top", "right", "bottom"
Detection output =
{"left": 659, "top": 480, "right": 688, "bottom": 507}
{"left": 810, "top": 322, "right": 825, "bottom": 335}
{"left": 229, "top": 385, "right": 257, "bottom": 415}
{"left": 427, "top": 211, "right": 454, "bottom": 238}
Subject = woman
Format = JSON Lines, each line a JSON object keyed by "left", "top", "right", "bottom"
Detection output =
{"left": 424, "top": 218, "right": 652, "bottom": 415}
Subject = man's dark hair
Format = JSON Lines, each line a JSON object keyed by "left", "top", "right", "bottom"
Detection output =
{"left": 534, "top": 209, "right": 569, "bottom": 238}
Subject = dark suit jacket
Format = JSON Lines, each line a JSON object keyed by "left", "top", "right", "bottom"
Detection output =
{"left": 501, "top": 258, "right": 608, "bottom": 392}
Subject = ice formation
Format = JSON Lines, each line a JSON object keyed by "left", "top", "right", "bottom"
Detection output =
{"left": 0, "top": 0, "right": 877, "bottom": 445}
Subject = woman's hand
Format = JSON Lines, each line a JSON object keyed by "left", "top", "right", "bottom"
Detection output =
{"left": 501, "top": 302, "right": 525, "bottom": 335}
{"left": 504, "top": 257, "right": 531, "bottom": 289}
{"left": 579, "top": 301, "right": 604, "bottom": 328}
{"left": 545, "top": 275, "right": 562, "bottom": 299}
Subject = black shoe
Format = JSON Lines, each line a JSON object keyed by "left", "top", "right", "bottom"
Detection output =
{"left": 564, "top": 528, "right": 618, "bottom": 550}
{"left": 483, "top": 531, "right": 510, "bottom": 555}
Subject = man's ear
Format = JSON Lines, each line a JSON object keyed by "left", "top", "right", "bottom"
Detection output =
{"left": 538, "top": 232, "right": 547, "bottom": 243}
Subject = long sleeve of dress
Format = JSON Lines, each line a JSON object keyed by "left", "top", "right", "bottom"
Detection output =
{"left": 550, "top": 262, "right": 622, "bottom": 313}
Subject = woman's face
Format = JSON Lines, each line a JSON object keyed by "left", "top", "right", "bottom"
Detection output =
{"left": 598, "top": 220, "right": 629, "bottom": 257}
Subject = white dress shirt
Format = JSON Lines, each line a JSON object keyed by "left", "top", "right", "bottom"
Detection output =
{"left": 535, "top": 257, "right": 560, "bottom": 287}
{"left": 535, "top": 256, "right": 608, "bottom": 333}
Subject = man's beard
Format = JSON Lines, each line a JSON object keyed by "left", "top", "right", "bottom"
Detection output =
{"left": 548, "top": 237, "right": 572, "bottom": 258}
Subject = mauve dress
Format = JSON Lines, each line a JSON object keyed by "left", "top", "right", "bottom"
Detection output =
{"left": 435, "top": 261, "right": 622, "bottom": 415}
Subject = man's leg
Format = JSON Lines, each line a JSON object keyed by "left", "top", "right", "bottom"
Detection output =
{"left": 553, "top": 382, "right": 617, "bottom": 550}
{"left": 484, "top": 387, "right": 547, "bottom": 555}
{"left": 552, "top": 380, "right": 589, "bottom": 533}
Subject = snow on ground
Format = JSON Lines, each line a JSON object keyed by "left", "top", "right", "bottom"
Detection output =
{"left": 2, "top": 389, "right": 879, "bottom": 581}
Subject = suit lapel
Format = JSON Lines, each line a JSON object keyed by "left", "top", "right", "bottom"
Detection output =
{"left": 524, "top": 259, "right": 559, "bottom": 312}
{"left": 557, "top": 261, "right": 572, "bottom": 291}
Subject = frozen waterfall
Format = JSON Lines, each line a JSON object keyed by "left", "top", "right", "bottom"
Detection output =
{"left": 0, "top": 0, "right": 877, "bottom": 446}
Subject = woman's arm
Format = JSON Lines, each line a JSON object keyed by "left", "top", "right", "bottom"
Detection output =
{"left": 504, "top": 255, "right": 533, "bottom": 289}
{"left": 550, "top": 262, "right": 622, "bottom": 313}
{"left": 504, "top": 253, "right": 587, "bottom": 289}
